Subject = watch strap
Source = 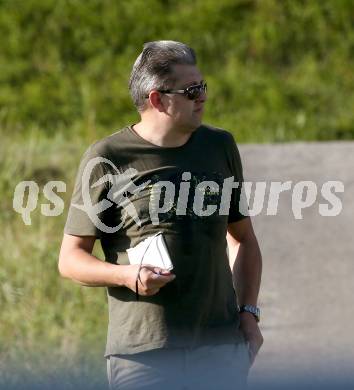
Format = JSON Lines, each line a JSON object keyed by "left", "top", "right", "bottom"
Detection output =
{"left": 239, "top": 304, "right": 260, "bottom": 322}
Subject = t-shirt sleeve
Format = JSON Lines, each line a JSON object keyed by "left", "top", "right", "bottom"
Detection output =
{"left": 225, "top": 134, "right": 249, "bottom": 223}
{"left": 64, "top": 145, "right": 110, "bottom": 238}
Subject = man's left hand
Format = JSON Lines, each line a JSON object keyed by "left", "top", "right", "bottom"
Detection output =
{"left": 239, "top": 312, "right": 263, "bottom": 366}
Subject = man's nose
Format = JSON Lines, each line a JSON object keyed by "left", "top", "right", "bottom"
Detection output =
{"left": 197, "top": 89, "right": 207, "bottom": 103}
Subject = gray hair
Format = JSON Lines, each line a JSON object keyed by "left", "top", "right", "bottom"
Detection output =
{"left": 129, "top": 40, "right": 197, "bottom": 112}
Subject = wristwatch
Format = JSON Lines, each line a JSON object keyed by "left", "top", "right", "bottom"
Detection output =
{"left": 239, "top": 304, "right": 260, "bottom": 322}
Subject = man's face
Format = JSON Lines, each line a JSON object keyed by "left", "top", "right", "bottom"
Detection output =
{"left": 162, "top": 64, "right": 207, "bottom": 133}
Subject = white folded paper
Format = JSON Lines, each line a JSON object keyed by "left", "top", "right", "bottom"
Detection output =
{"left": 126, "top": 232, "right": 173, "bottom": 271}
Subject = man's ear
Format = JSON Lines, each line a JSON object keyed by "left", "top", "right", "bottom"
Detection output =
{"left": 148, "top": 90, "right": 166, "bottom": 112}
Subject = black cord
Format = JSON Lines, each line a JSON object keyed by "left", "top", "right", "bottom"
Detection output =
{"left": 135, "top": 269, "right": 143, "bottom": 301}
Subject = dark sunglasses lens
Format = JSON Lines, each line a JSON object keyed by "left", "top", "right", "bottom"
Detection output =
{"left": 186, "top": 84, "right": 206, "bottom": 100}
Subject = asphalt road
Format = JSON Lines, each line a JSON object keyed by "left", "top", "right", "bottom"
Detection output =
{"left": 237, "top": 142, "right": 354, "bottom": 386}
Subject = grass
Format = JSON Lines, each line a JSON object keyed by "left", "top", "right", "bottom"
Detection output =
{"left": 0, "top": 0, "right": 353, "bottom": 142}
{"left": 0, "top": 128, "right": 108, "bottom": 387}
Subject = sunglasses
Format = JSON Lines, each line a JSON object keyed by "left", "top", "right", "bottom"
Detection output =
{"left": 157, "top": 81, "right": 207, "bottom": 101}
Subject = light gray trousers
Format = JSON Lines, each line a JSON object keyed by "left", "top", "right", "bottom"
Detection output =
{"left": 107, "top": 341, "right": 251, "bottom": 390}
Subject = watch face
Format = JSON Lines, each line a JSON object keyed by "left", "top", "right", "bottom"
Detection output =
{"left": 240, "top": 305, "right": 260, "bottom": 321}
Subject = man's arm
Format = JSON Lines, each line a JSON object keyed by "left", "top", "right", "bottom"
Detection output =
{"left": 58, "top": 234, "right": 175, "bottom": 293}
{"left": 227, "top": 217, "right": 263, "bottom": 365}
{"left": 58, "top": 234, "right": 125, "bottom": 287}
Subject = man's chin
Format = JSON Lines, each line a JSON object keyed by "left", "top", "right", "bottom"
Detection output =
{"left": 184, "top": 124, "right": 201, "bottom": 134}
{"left": 177, "top": 118, "right": 203, "bottom": 134}
{"left": 193, "top": 119, "right": 203, "bottom": 131}
{"left": 190, "top": 117, "right": 203, "bottom": 131}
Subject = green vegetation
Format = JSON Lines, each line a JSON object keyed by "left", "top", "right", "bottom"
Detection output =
{"left": 0, "top": 0, "right": 353, "bottom": 142}
{"left": 0, "top": 0, "right": 353, "bottom": 385}
{"left": 0, "top": 131, "right": 108, "bottom": 386}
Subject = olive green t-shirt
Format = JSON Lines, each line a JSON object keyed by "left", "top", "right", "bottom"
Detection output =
{"left": 64, "top": 124, "right": 248, "bottom": 356}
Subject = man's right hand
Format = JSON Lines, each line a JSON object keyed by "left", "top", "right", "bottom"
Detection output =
{"left": 122, "top": 264, "right": 176, "bottom": 297}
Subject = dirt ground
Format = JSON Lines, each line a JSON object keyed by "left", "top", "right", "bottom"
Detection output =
{"left": 237, "top": 142, "right": 354, "bottom": 386}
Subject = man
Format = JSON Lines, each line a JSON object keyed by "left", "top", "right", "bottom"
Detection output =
{"left": 59, "top": 40, "right": 263, "bottom": 389}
